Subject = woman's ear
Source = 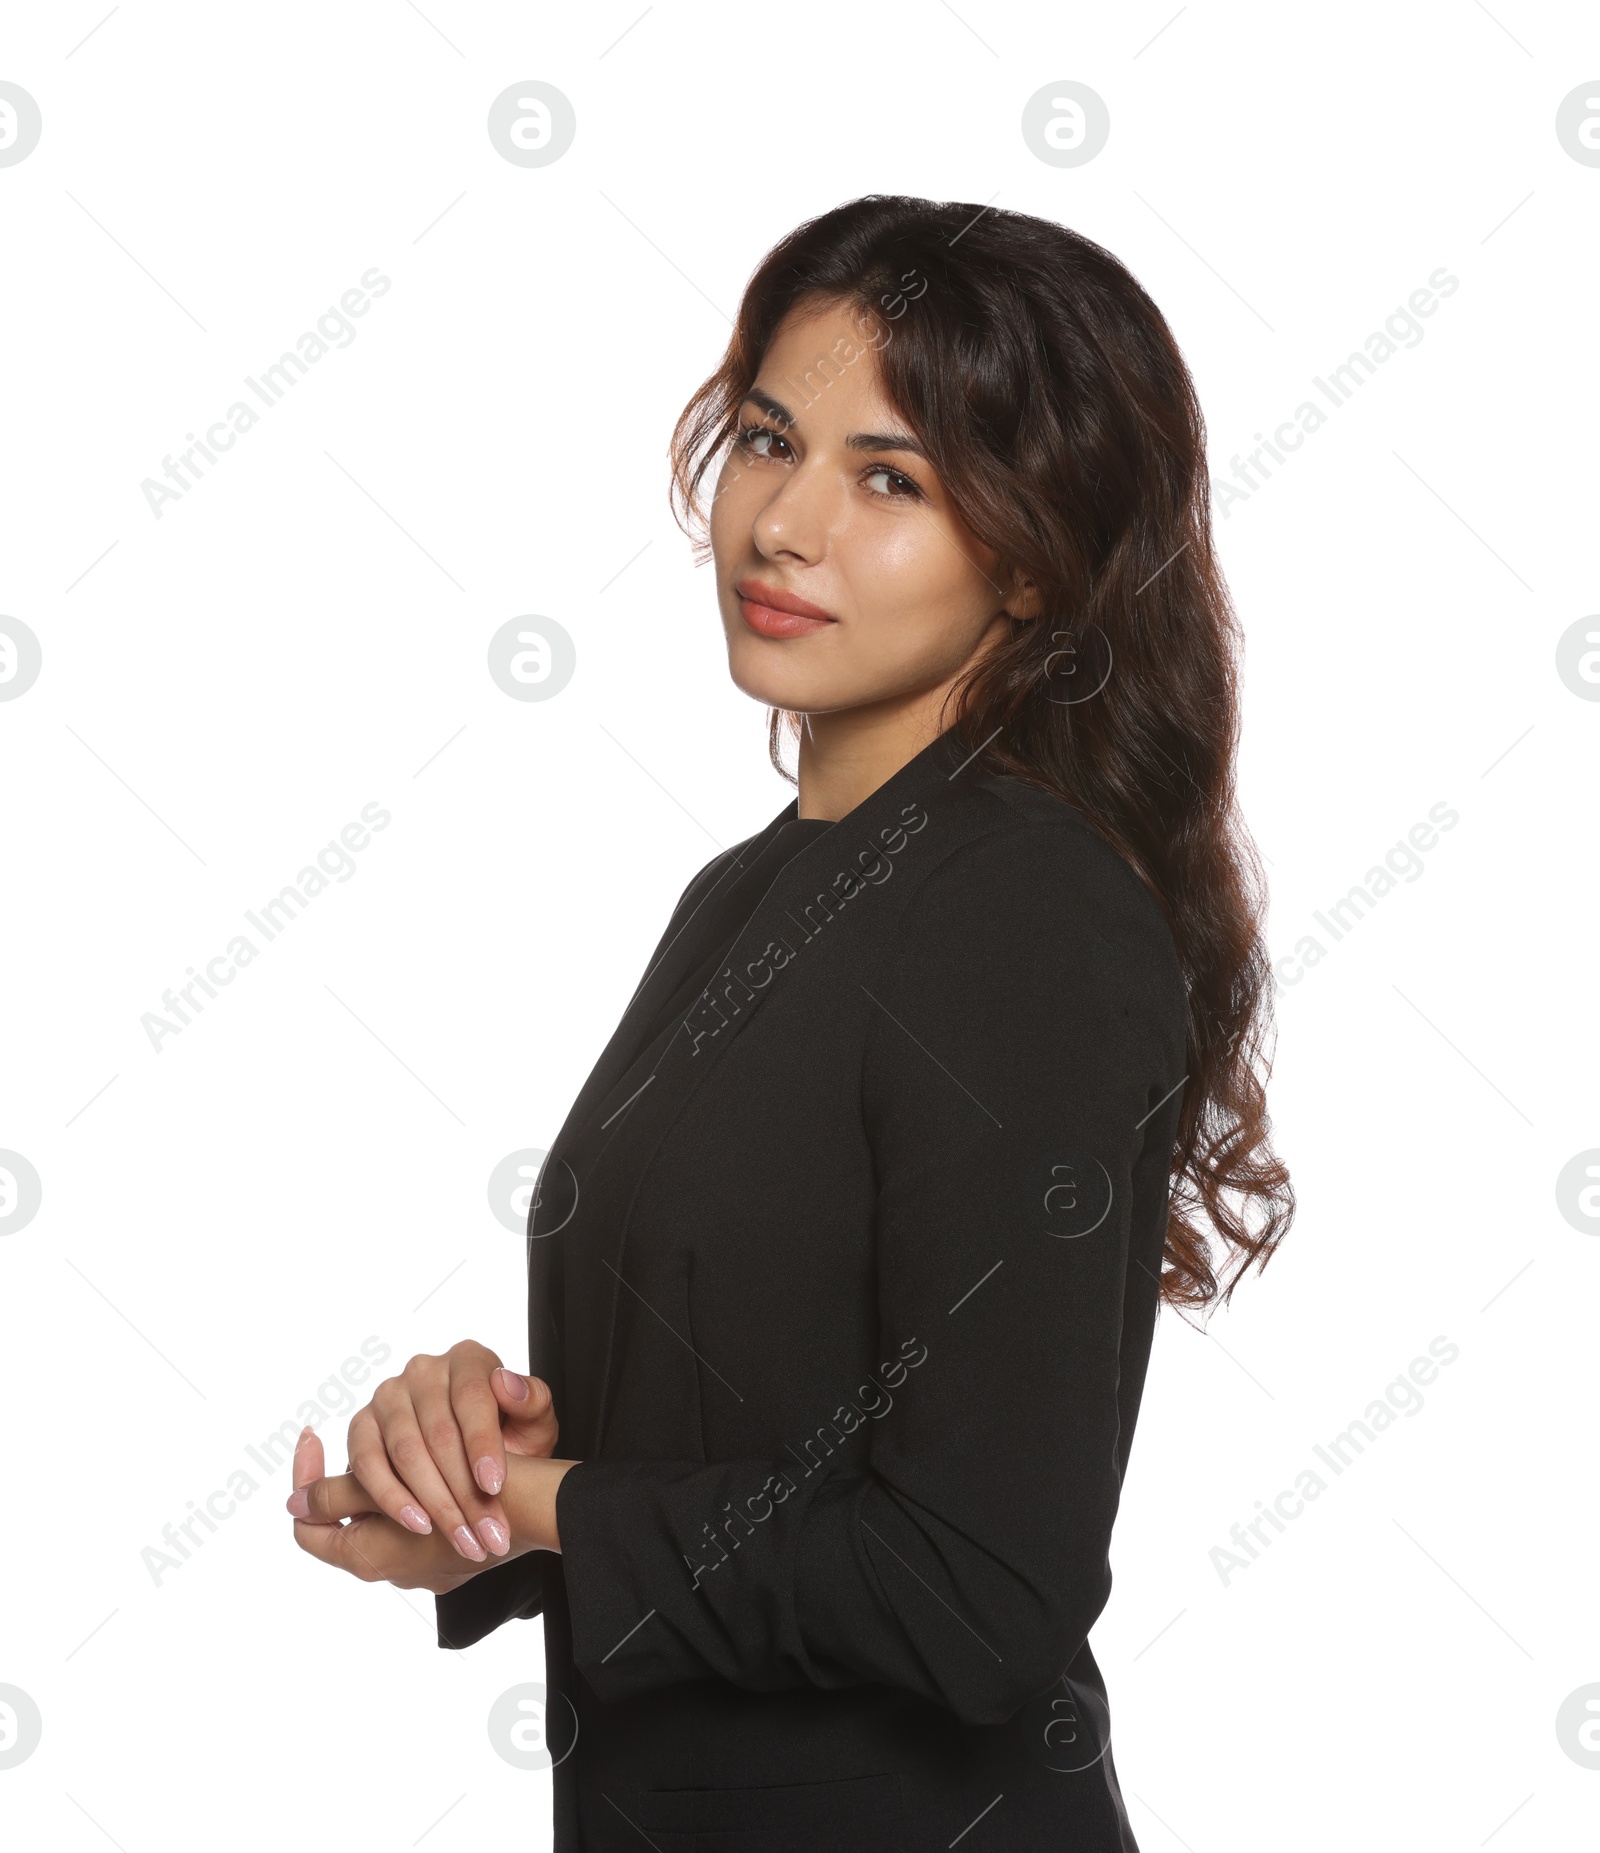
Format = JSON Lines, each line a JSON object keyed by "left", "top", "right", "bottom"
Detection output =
{"left": 1002, "top": 571, "right": 1042, "bottom": 622}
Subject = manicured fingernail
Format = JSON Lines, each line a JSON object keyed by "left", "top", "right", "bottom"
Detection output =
{"left": 453, "top": 1524, "right": 486, "bottom": 1562}
{"left": 399, "top": 1504, "right": 432, "bottom": 1535}
{"left": 496, "top": 1368, "right": 529, "bottom": 1401}
{"left": 477, "top": 1516, "right": 510, "bottom": 1556}
{"left": 285, "top": 1489, "right": 310, "bottom": 1518}
{"left": 476, "top": 1455, "right": 504, "bottom": 1495}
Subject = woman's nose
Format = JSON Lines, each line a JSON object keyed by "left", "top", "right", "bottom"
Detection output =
{"left": 751, "top": 460, "right": 837, "bottom": 559}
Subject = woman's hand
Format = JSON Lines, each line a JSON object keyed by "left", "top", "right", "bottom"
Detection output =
{"left": 342, "top": 1340, "right": 559, "bottom": 1565}
{"left": 287, "top": 1427, "right": 489, "bottom": 1595}
{"left": 288, "top": 1426, "right": 576, "bottom": 1595}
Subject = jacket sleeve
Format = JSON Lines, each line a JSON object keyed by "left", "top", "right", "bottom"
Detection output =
{"left": 435, "top": 1552, "right": 543, "bottom": 1649}
{"left": 545, "top": 823, "right": 1184, "bottom": 1722}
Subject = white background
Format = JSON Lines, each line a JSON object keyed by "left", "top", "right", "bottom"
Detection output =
{"left": 1, "top": 3, "right": 1596, "bottom": 1848}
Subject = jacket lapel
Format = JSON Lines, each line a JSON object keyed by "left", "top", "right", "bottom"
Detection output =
{"left": 547, "top": 807, "right": 803, "bottom": 1146}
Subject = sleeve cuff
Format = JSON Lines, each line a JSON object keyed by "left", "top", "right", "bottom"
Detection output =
{"left": 553, "top": 1457, "right": 858, "bottom": 1704}
{"left": 434, "top": 1550, "right": 544, "bottom": 1650}
{"left": 554, "top": 1459, "right": 708, "bottom": 1700}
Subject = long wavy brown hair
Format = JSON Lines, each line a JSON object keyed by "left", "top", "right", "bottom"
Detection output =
{"left": 667, "top": 194, "right": 1292, "bottom": 1314}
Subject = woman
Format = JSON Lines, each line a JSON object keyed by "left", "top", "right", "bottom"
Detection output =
{"left": 290, "top": 194, "right": 1293, "bottom": 1850}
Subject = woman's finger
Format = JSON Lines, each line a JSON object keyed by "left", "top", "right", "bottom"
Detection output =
{"left": 286, "top": 1426, "right": 378, "bottom": 1578}
{"left": 373, "top": 1400, "right": 498, "bottom": 1563}
{"left": 343, "top": 1403, "right": 436, "bottom": 1537}
{"left": 365, "top": 1365, "right": 500, "bottom": 1561}
{"left": 286, "top": 1426, "right": 333, "bottom": 1522}
{"left": 291, "top": 1469, "right": 382, "bottom": 1525}
{"left": 404, "top": 1369, "right": 512, "bottom": 1558}
{"left": 495, "top": 1369, "right": 561, "bottom": 1458}
{"left": 388, "top": 1349, "right": 512, "bottom": 1554}
{"left": 453, "top": 1350, "right": 513, "bottom": 1494}
{"left": 285, "top": 1427, "right": 379, "bottom": 1522}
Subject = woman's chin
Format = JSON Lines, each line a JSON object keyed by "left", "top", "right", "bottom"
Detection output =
{"left": 724, "top": 653, "right": 829, "bottom": 713}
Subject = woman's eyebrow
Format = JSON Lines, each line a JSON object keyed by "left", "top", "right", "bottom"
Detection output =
{"left": 845, "top": 428, "right": 928, "bottom": 460}
{"left": 741, "top": 386, "right": 928, "bottom": 461}
{"left": 742, "top": 386, "right": 796, "bottom": 429}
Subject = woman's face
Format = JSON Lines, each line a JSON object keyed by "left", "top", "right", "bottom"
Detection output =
{"left": 710, "top": 296, "right": 1026, "bottom": 718}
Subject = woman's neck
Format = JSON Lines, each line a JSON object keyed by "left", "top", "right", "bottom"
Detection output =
{"left": 794, "top": 689, "right": 954, "bottom": 823}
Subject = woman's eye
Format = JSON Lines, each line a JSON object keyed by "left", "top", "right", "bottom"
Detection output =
{"left": 737, "top": 423, "right": 790, "bottom": 460}
{"left": 734, "top": 425, "right": 921, "bottom": 502}
{"left": 862, "top": 465, "right": 922, "bottom": 501}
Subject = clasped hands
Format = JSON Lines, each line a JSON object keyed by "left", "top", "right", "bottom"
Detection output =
{"left": 286, "top": 1339, "right": 578, "bottom": 1597}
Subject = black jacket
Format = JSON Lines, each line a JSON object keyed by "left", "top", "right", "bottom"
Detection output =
{"left": 437, "top": 728, "right": 1187, "bottom": 1851}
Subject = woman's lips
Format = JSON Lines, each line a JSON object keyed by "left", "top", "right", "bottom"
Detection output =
{"left": 735, "top": 581, "right": 838, "bottom": 639}
{"left": 738, "top": 598, "right": 836, "bottom": 638}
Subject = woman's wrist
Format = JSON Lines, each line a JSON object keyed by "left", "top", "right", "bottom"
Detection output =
{"left": 501, "top": 1453, "right": 580, "bottom": 1555}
